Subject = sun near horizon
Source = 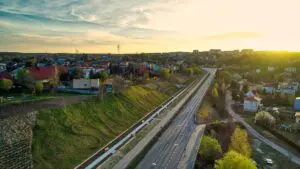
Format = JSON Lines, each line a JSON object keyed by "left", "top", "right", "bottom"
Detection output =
{"left": 1, "top": 0, "right": 300, "bottom": 53}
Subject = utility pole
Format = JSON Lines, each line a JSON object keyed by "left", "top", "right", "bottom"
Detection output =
{"left": 117, "top": 44, "right": 120, "bottom": 54}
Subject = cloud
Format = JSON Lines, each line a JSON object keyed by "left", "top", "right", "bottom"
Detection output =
{"left": 201, "top": 32, "right": 261, "bottom": 40}
{"left": 1, "top": 0, "right": 298, "bottom": 53}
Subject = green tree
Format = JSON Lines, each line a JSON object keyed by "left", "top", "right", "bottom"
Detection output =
{"left": 16, "top": 68, "right": 34, "bottom": 89}
{"left": 212, "top": 87, "right": 219, "bottom": 98}
{"left": 230, "top": 81, "right": 239, "bottom": 90}
{"left": 215, "top": 151, "right": 257, "bottom": 169}
{"left": 220, "top": 82, "right": 226, "bottom": 95}
{"left": 192, "top": 67, "right": 202, "bottom": 74}
{"left": 99, "top": 72, "right": 108, "bottom": 83}
{"left": 49, "top": 65, "right": 60, "bottom": 88}
{"left": 99, "top": 72, "right": 109, "bottom": 100}
{"left": 35, "top": 81, "right": 44, "bottom": 94}
{"left": 0, "top": 79, "right": 12, "bottom": 91}
{"left": 74, "top": 69, "right": 82, "bottom": 79}
{"left": 199, "top": 136, "right": 222, "bottom": 162}
{"left": 243, "top": 84, "right": 249, "bottom": 93}
{"left": 160, "top": 68, "right": 170, "bottom": 80}
{"left": 229, "top": 126, "right": 252, "bottom": 157}
{"left": 183, "top": 67, "right": 194, "bottom": 76}
{"left": 25, "top": 56, "right": 37, "bottom": 67}
{"left": 288, "top": 95, "right": 296, "bottom": 106}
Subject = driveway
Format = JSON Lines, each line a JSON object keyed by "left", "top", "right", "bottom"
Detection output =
{"left": 225, "top": 91, "right": 300, "bottom": 165}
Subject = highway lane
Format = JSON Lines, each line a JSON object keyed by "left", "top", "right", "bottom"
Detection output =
{"left": 136, "top": 69, "right": 216, "bottom": 169}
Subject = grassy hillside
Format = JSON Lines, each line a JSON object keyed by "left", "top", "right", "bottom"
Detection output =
{"left": 32, "top": 86, "right": 168, "bottom": 169}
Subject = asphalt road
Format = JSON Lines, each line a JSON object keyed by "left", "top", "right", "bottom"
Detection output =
{"left": 225, "top": 91, "right": 300, "bottom": 166}
{"left": 136, "top": 69, "right": 216, "bottom": 169}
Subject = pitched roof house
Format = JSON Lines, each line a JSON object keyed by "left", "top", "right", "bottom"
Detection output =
{"left": 28, "top": 66, "right": 57, "bottom": 83}
{"left": 0, "top": 72, "right": 13, "bottom": 81}
{"left": 244, "top": 91, "right": 262, "bottom": 112}
{"left": 263, "top": 83, "right": 278, "bottom": 94}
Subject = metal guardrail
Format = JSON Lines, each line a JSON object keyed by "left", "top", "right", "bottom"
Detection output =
{"left": 74, "top": 73, "right": 209, "bottom": 169}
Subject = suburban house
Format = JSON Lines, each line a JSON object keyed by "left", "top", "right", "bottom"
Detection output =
{"left": 285, "top": 67, "right": 297, "bottom": 73}
{"left": 268, "top": 66, "right": 275, "bottom": 72}
{"left": 278, "top": 83, "right": 297, "bottom": 96}
{"left": 82, "top": 67, "right": 94, "bottom": 79}
{"left": 0, "top": 72, "right": 13, "bottom": 81}
{"left": 295, "top": 112, "right": 300, "bottom": 123}
{"left": 72, "top": 79, "right": 100, "bottom": 89}
{"left": 28, "top": 66, "right": 57, "bottom": 83}
{"left": 294, "top": 97, "right": 300, "bottom": 111}
{"left": 263, "top": 83, "right": 277, "bottom": 94}
{"left": 0, "top": 63, "right": 6, "bottom": 72}
{"left": 58, "top": 65, "right": 69, "bottom": 74}
{"left": 244, "top": 91, "right": 262, "bottom": 112}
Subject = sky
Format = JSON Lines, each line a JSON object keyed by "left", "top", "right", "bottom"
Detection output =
{"left": 0, "top": 0, "right": 300, "bottom": 53}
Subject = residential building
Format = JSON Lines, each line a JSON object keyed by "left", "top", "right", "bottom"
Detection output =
{"left": 82, "top": 68, "right": 94, "bottom": 79}
{"left": 0, "top": 72, "right": 13, "bottom": 81}
{"left": 255, "top": 68, "right": 261, "bottom": 73}
{"left": 0, "top": 63, "right": 6, "bottom": 72}
{"left": 6, "top": 62, "right": 18, "bottom": 71}
{"left": 244, "top": 91, "right": 262, "bottom": 112}
{"left": 295, "top": 112, "right": 300, "bottom": 123}
{"left": 28, "top": 66, "right": 57, "bottom": 83}
{"left": 193, "top": 50, "right": 199, "bottom": 55}
{"left": 285, "top": 67, "right": 297, "bottom": 73}
{"left": 279, "top": 83, "right": 296, "bottom": 96}
{"left": 294, "top": 97, "right": 300, "bottom": 111}
{"left": 72, "top": 79, "right": 100, "bottom": 89}
{"left": 268, "top": 66, "right": 275, "bottom": 72}
{"left": 263, "top": 83, "right": 277, "bottom": 94}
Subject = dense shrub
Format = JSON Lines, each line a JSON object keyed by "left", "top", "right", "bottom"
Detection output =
{"left": 254, "top": 111, "right": 275, "bottom": 127}
{"left": 215, "top": 151, "right": 257, "bottom": 169}
{"left": 229, "top": 126, "right": 252, "bottom": 157}
{"left": 160, "top": 68, "right": 170, "bottom": 80}
{"left": 199, "top": 136, "right": 222, "bottom": 162}
{"left": 35, "top": 81, "right": 44, "bottom": 94}
{"left": 0, "top": 79, "right": 13, "bottom": 91}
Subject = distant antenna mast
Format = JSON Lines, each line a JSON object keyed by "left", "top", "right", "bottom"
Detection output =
{"left": 75, "top": 48, "right": 79, "bottom": 54}
{"left": 117, "top": 44, "right": 120, "bottom": 54}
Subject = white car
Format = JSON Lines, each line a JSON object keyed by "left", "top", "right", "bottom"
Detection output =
{"left": 265, "top": 158, "right": 273, "bottom": 165}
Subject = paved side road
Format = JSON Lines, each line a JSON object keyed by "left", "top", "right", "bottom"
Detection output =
{"left": 225, "top": 91, "right": 300, "bottom": 165}
{"left": 178, "top": 124, "right": 206, "bottom": 169}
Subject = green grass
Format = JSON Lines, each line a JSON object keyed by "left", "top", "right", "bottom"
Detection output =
{"left": 32, "top": 86, "right": 168, "bottom": 169}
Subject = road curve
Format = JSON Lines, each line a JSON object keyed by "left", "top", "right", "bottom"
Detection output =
{"left": 136, "top": 69, "right": 216, "bottom": 169}
{"left": 225, "top": 91, "right": 300, "bottom": 166}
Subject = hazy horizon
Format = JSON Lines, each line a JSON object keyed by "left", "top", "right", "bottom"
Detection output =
{"left": 1, "top": 0, "right": 300, "bottom": 53}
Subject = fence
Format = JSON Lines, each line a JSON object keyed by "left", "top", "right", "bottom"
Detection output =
{"left": 0, "top": 111, "right": 37, "bottom": 169}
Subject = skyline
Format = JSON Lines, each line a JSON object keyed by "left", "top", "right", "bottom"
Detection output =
{"left": 1, "top": 0, "right": 300, "bottom": 53}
